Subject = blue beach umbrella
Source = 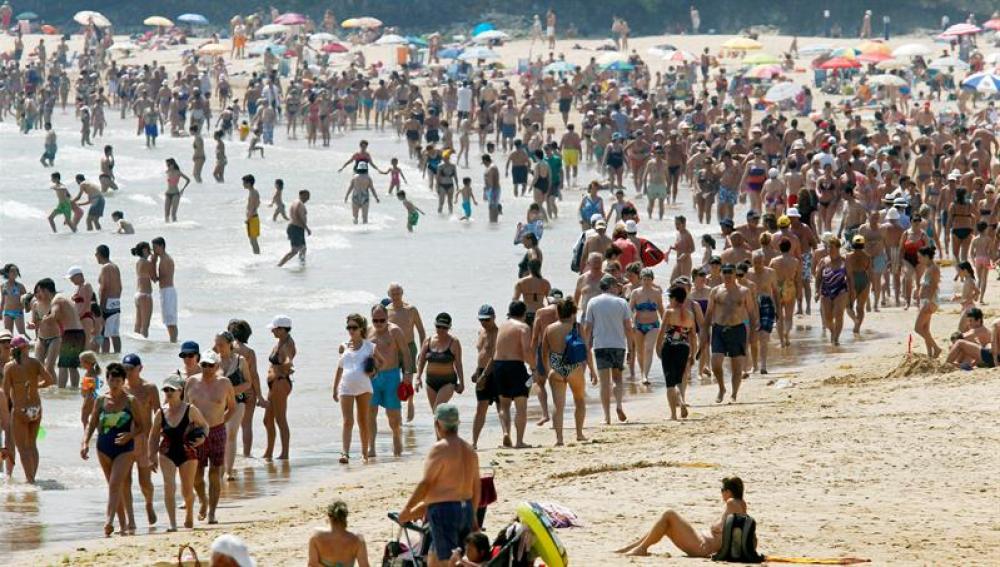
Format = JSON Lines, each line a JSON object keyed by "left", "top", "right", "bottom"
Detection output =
{"left": 961, "top": 72, "right": 1000, "bottom": 94}
{"left": 178, "top": 14, "right": 209, "bottom": 26}
{"left": 543, "top": 61, "right": 576, "bottom": 73}
{"left": 440, "top": 47, "right": 463, "bottom": 59}
{"left": 601, "top": 61, "right": 635, "bottom": 72}
{"left": 406, "top": 36, "right": 428, "bottom": 47}
{"left": 16, "top": 11, "right": 38, "bottom": 21}
{"left": 472, "top": 22, "right": 494, "bottom": 36}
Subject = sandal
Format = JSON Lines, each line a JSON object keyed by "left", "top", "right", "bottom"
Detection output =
{"left": 338, "top": 453, "right": 349, "bottom": 464}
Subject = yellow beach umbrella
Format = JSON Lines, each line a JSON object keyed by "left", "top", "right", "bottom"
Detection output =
{"left": 743, "top": 52, "right": 779, "bottom": 65}
{"left": 342, "top": 16, "right": 382, "bottom": 29}
{"left": 857, "top": 40, "right": 891, "bottom": 56}
{"left": 722, "top": 37, "right": 762, "bottom": 51}
{"left": 144, "top": 16, "right": 174, "bottom": 27}
{"left": 199, "top": 44, "right": 228, "bottom": 55}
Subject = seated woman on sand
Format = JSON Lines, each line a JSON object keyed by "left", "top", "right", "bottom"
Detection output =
{"left": 616, "top": 476, "right": 748, "bottom": 557}
{"left": 308, "top": 500, "right": 369, "bottom": 567}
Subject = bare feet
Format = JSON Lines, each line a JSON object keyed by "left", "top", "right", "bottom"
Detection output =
{"left": 514, "top": 442, "right": 532, "bottom": 449}
{"left": 616, "top": 407, "right": 627, "bottom": 422}
{"left": 104, "top": 523, "right": 114, "bottom": 537}
{"left": 576, "top": 434, "right": 588, "bottom": 442}
{"left": 681, "top": 404, "right": 689, "bottom": 419}
{"left": 198, "top": 504, "right": 207, "bottom": 521}
{"left": 207, "top": 516, "right": 218, "bottom": 525}
{"left": 536, "top": 416, "right": 550, "bottom": 427}
{"left": 716, "top": 389, "right": 726, "bottom": 403}
{"left": 338, "top": 453, "right": 349, "bottom": 464}
{"left": 147, "top": 504, "right": 157, "bottom": 525}
{"left": 625, "top": 547, "right": 653, "bottom": 557}
{"left": 184, "top": 517, "right": 193, "bottom": 529}
{"left": 502, "top": 435, "right": 512, "bottom": 448}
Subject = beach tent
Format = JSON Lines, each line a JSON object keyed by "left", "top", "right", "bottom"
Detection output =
{"left": 892, "top": 44, "right": 932, "bottom": 57}
{"left": 178, "top": 14, "right": 209, "bottom": 26}
{"left": 144, "top": 16, "right": 173, "bottom": 27}
{"left": 961, "top": 71, "right": 1000, "bottom": 93}
{"left": 763, "top": 82, "right": 801, "bottom": 102}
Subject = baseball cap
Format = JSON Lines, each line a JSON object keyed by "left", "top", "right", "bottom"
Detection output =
{"left": 589, "top": 213, "right": 603, "bottom": 224}
{"left": 267, "top": 315, "right": 292, "bottom": 329}
{"left": 549, "top": 288, "right": 564, "bottom": 300}
{"left": 122, "top": 353, "right": 142, "bottom": 368}
{"left": 434, "top": 403, "right": 460, "bottom": 428}
{"left": 786, "top": 207, "right": 801, "bottom": 218}
{"left": 594, "top": 219, "right": 607, "bottom": 229}
{"left": 947, "top": 171, "right": 960, "bottom": 181}
{"left": 0, "top": 330, "right": 11, "bottom": 342}
{"left": 477, "top": 304, "right": 496, "bottom": 320}
{"left": 65, "top": 266, "right": 84, "bottom": 279}
{"left": 435, "top": 312, "right": 452, "bottom": 329}
{"left": 200, "top": 350, "right": 220, "bottom": 366}
{"left": 624, "top": 220, "right": 638, "bottom": 234}
{"left": 10, "top": 336, "right": 28, "bottom": 349}
{"left": 211, "top": 534, "right": 255, "bottom": 567}
{"left": 777, "top": 215, "right": 791, "bottom": 228}
{"left": 893, "top": 197, "right": 907, "bottom": 206}
{"left": 178, "top": 340, "right": 200, "bottom": 357}
{"left": 852, "top": 235, "right": 866, "bottom": 246}
{"left": 162, "top": 373, "right": 185, "bottom": 391}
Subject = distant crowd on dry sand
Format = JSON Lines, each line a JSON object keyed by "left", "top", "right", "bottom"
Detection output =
{"left": 1, "top": 3, "right": 999, "bottom": 566}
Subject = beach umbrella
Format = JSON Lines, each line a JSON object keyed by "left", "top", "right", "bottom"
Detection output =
{"left": 255, "top": 23, "right": 289, "bottom": 37}
{"left": 543, "top": 61, "right": 576, "bottom": 74}
{"left": 248, "top": 42, "right": 287, "bottom": 56}
{"left": 961, "top": 72, "right": 1000, "bottom": 93}
{"left": 892, "top": 43, "right": 932, "bottom": 57}
{"left": 15, "top": 11, "right": 38, "bottom": 21}
{"left": 321, "top": 42, "right": 349, "bottom": 53}
{"left": 440, "top": 47, "right": 463, "bottom": 59}
{"left": 858, "top": 53, "right": 893, "bottom": 63}
{"left": 829, "top": 47, "right": 860, "bottom": 58}
{"left": 406, "top": 36, "right": 429, "bottom": 47}
{"left": 984, "top": 19, "right": 1000, "bottom": 31}
{"left": 941, "top": 23, "right": 981, "bottom": 37}
{"left": 109, "top": 41, "right": 138, "bottom": 52}
{"left": 597, "top": 51, "right": 629, "bottom": 66}
{"left": 798, "top": 44, "right": 832, "bottom": 56}
{"left": 144, "top": 16, "right": 174, "bottom": 27}
{"left": 178, "top": 14, "right": 209, "bottom": 26}
{"left": 375, "top": 34, "right": 407, "bottom": 45}
{"left": 818, "top": 57, "right": 861, "bottom": 70}
{"left": 601, "top": 61, "right": 635, "bottom": 72}
{"left": 73, "top": 11, "right": 111, "bottom": 27}
{"left": 199, "top": 43, "right": 228, "bottom": 55}
{"left": 763, "top": 82, "right": 802, "bottom": 102}
{"left": 40, "top": 24, "right": 57, "bottom": 34}
{"left": 472, "top": 22, "right": 494, "bottom": 36}
{"left": 722, "top": 37, "right": 762, "bottom": 51}
{"left": 473, "top": 30, "right": 509, "bottom": 42}
{"left": 867, "top": 74, "right": 907, "bottom": 87}
{"left": 647, "top": 44, "right": 678, "bottom": 57}
{"left": 857, "top": 40, "right": 891, "bottom": 56}
{"left": 747, "top": 64, "right": 783, "bottom": 79}
{"left": 876, "top": 59, "right": 908, "bottom": 70}
{"left": 458, "top": 46, "right": 500, "bottom": 61}
{"left": 661, "top": 49, "right": 696, "bottom": 63}
{"left": 274, "top": 13, "right": 307, "bottom": 26}
{"left": 341, "top": 16, "right": 382, "bottom": 29}
{"left": 743, "top": 52, "right": 779, "bottom": 65}
{"left": 929, "top": 56, "right": 970, "bottom": 71}
{"left": 310, "top": 32, "right": 337, "bottom": 41}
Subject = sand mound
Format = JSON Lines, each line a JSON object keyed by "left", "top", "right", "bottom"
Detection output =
{"left": 824, "top": 354, "right": 955, "bottom": 386}
{"left": 550, "top": 460, "right": 716, "bottom": 480}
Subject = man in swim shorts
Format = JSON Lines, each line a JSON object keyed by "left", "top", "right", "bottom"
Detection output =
{"left": 185, "top": 350, "right": 236, "bottom": 525}
{"left": 367, "top": 304, "right": 411, "bottom": 457}
{"left": 706, "top": 264, "right": 757, "bottom": 403}
{"left": 584, "top": 275, "right": 632, "bottom": 424}
{"left": 35, "top": 277, "right": 83, "bottom": 389}
{"left": 242, "top": 174, "right": 261, "bottom": 255}
{"left": 151, "top": 237, "right": 179, "bottom": 343}
{"left": 492, "top": 301, "right": 533, "bottom": 448}
{"left": 95, "top": 245, "right": 122, "bottom": 354}
{"left": 387, "top": 283, "right": 425, "bottom": 423}
{"left": 279, "top": 190, "right": 311, "bottom": 267}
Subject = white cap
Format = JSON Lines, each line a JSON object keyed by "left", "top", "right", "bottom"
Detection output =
{"left": 786, "top": 207, "right": 801, "bottom": 218}
{"left": 589, "top": 213, "right": 604, "bottom": 224}
{"left": 267, "top": 315, "right": 292, "bottom": 329}
{"left": 200, "top": 350, "right": 221, "bottom": 365}
{"left": 886, "top": 208, "right": 901, "bottom": 220}
{"left": 947, "top": 171, "right": 960, "bottom": 181}
{"left": 625, "top": 220, "right": 638, "bottom": 234}
{"left": 767, "top": 168, "right": 778, "bottom": 178}
{"left": 211, "top": 534, "right": 255, "bottom": 567}
{"left": 65, "top": 266, "right": 84, "bottom": 279}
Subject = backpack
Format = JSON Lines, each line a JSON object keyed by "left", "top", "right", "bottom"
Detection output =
{"left": 712, "top": 513, "right": 764, "bottom": 563}
{"left": 569, "top": 231, "right": 586, "bottom": 272}
{"left": 639, "top": 238, "right": 666, "bottom": 267}
{"left": 562, "top": 324, "right": 588, "bottom": 365}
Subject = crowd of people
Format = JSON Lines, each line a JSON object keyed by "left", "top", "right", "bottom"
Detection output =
{"left": 1, "top": 4, "right": 999, "bottom": 565}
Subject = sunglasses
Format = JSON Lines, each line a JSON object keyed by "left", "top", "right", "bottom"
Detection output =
{"left": 180, "top": 353, "right": 198, "bottom": 358}
{"left": 372, "top": 318, "right": 387, "bottom": 323}
{"left": 162, "top": 388, "right": 179, "bottom": 393}
{"left": 200, "top": 363, "right": 216, "bottom": 368}
{"left": 346, "top": 325, "right": 360, "bottom": 331}
{"left": 435, "top": 325, "right": 450, "bottom": 330}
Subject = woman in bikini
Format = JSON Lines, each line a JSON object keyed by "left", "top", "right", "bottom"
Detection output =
{"left": 264, "top": 315, "right": 295, "bottom": 461}
{"left": 216, "top": 332, "right": 252, "bottom": 480}
{"left": 416, "top": 313, "right": 464, "bottom": 412}
{"left": 689, "top": 269, "right": 712, "bottom": 377}
{"left": 656, "top": 286, "right": 697, "bottom": 420}
{"left": 629, "top": 268, "right": 664, "bottom": 385}
{"left": 513, "top": 259, "right": 551, "bottom": 327}
{"left": 947, "top": 187, "right": 975, "bottom": 264}
{"left": 163, "top": 158, "right": 191, "bottom": 223}
{"left": 81, "top": 362, "right": 136, "bottom": 536}
{"left": 131, "top": 241, "right": 154, "bottom": 337}
{"left": 147, "top": 373, "right": 208, "bottom": 532}
{"left": 1, "top": 263, "right": 27, "bottom": 335}
{"left": 815, "top": 163, "right": 839, "bottom": 234}
{"left": 540, "top": 298, "right": 588, "bottom": 446}
{"left": 333, "top": 314, "right": 377, "bottom": 464}
{"left": 529, "top": 149, "right": 551, "bottom": 221}
{"left": 816, "top": 237, "right": 849, "bottom": 346}
{"left": 307, "top": 500, "right": 370, "bottom": 567}
{"left": 617, "top": 476, "right": 749, "bottom": 557}
{"left": 915, "top": 246, "right": 942, "bottom": 357}
{"left": 845, "top": 235, "right": 873, "bottom": 335}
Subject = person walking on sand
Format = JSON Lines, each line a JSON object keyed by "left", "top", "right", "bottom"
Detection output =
{"left": 334, "top": 313, "right": 376, "bottom": 464}
{"left": 151, "top": 237, "right": 179, "bottom": 343}
{"left": 399, "top": 404, "right": 480, "bottom": 567}
{"left": 471, "top": 305, "right": 500, "bottom": 450}
{"left": 366, "top": 304, "right": 411, "bottom": 458}
{"left": 122, "top": 353, "right": 160, "bottom": 530}
{"left": 492, "top": 301, "right": 533, "bottom": 448}
{"left": 3, "top": 336, "right": 54, "bottom": 483}
{"left": 242, "top": 174, "right": 261, "bottom": 254}
{"left": 541, "top": 298, "right": 589, "bottom": 445}
{"left": 585, "top": 275, "right": 632, "bottom": 424}
{"left": 617, "top": 476, "right": 750, "bottom": 557}
{"left": 184, "top": 350, "right": 235, "bottom": 524}
{"left": 278, "top": 191, "right": 311, "bottom": 267}
{"left": 705, "top": 264, "right": 756, "bottom": 403}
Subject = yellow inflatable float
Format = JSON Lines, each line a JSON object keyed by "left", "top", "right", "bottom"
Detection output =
{"left": 516, "top": 502, "right": 569, "bottom": 567}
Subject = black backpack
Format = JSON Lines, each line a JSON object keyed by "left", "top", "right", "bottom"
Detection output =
{"left": 712, "top": 513, "right": 764, "bottom": 563}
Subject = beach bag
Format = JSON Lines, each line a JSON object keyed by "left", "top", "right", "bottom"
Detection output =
{"left": 569, "top": 231, "right": 586, "bottom": 272}
{"left": 712, "top": 513, "right": 764, "bottom": 563}
{"left": 562, "top": 324, "right": 588, "bottom": 365}
{"left": 639, "top": 238, "right": 666, "bottom": 267}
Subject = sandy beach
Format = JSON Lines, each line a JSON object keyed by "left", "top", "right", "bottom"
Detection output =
{"left": 1, "top": 26, "right": 999, "bottom": 566}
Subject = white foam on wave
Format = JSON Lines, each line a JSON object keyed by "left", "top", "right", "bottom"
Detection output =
{"left": 0, "top": 199, "right": 47, "bottom": 220}
{"left": 257, "top": 288, "right": 379, "bottom": 313}
{"left": 306, "top": 232, "right": 353, "bottom": 251}
{"left": 126, "top": 194, "right": 158, "bottom": 206}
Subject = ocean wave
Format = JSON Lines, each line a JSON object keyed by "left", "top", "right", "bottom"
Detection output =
{"left": 0, "top": 200, "right": 47, "bottom": 220}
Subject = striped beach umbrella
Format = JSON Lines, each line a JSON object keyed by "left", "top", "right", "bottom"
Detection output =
{"left": 961, "top": 72, "right": 1000, "bottom": 93}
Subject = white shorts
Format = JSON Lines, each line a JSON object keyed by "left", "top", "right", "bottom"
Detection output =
{"left": 547, "top": 26, "right": 555, "bottom": 38}
{"left": 160, "top": 287, "right": 178, "bottom": 326}
{"left": 103, "top": 297, "right": 121, "bottom": 338}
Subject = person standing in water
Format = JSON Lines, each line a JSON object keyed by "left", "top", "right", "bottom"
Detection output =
{"left": 242, "top": 174, "right": 261, "bottom": 254}
{"left": 386, "top": 283, "right": 426, "bottom": 423}
{"left": 122, "top": 353, "right": 159, "bottom": 530}
{"left": 131, "top": 242, "right": 155, "bottom": 338}
{"left": 163, "top": 158, "right": 191, "bottom": 223}
{"left": 184, "top": 350, "right": 235, "bottom": 524}
{"left": 278, "top": 191, "right": 311, "bottom": 267}
{"left": 95, "top": 245, "right": 122, "bottom": 354}
{"left": 264, "top": 315, "right": 295, "bottom": 461}
{"left": 99, "top": 145, "right": 118, "bottom": 192}
{"left": 40, "top": 122, "right": 56, "bottom": 167}
{"left": 190, "top": 126, "right": 206, "bottom": 183}
{"left": 3, "top": 336, "right": 54, "bottom": 483}
{"left": 151, "top": 237, "right": 179, "bottom": 343}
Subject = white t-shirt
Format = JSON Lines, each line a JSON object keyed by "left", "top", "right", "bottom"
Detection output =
{"left": 457, "top": 87, "right": 473, "bottom": 113}
{"left": 584, "top": 293, "right": 631, "bottom": 349}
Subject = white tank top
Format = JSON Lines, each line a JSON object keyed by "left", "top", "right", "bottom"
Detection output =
{"left": 338, "top": 340, "right": 374, "bottom": 396}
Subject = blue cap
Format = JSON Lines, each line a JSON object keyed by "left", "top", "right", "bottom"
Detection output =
{"left": 477, "top": 304, "right": 496, "bottom": 320}
{"left": 380, "top": 297, "right": 392, "bottom": 307}
{"left": 122, "top": 353, "right": 142, "bottom": 368}
{"left": 179, "top": 341, "right": 200, "bottom": 357}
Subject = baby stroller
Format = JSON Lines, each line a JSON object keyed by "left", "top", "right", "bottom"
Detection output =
{"left": 483, "top": 520, "right": 535, "bottom": 567}
{"left": 382, "top": 512, "right": 432, "bottom": 567}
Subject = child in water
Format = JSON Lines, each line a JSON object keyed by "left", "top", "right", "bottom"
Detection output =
{"left": 458, "top": 177, "right": 478, "bottom": 221}
{"left": 271, "top": 178, "right": 289, "bottom": 221}
{"left": 238, "top": 120, "right": 251, "bottom": 141}
{"left": 111, "top": 211, "right": 134, "bottom": 234}
{"left": 385, "top": 158, "right": 407, "bottom": 195}
{"left": 78, "top": 350, "right": 101, "bottom": 428}
{"left": 248, "top": 127, "right": 264, "bottom": 158}
{"left": 397, "top": 190, "right": 424, "bottom": 233}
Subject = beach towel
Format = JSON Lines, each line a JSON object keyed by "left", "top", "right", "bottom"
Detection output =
{"left": 764, "top": 558, "right": 871, "bottom": 565}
